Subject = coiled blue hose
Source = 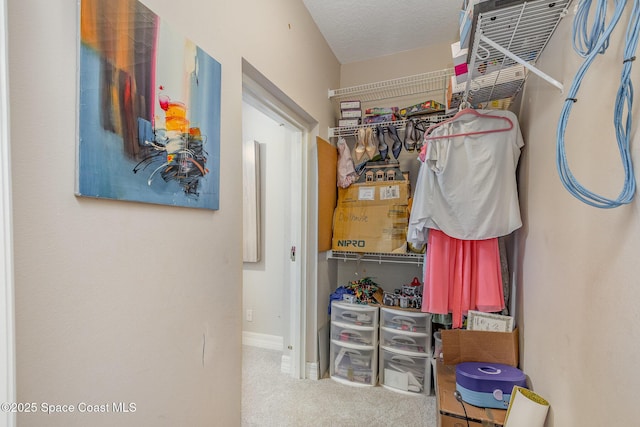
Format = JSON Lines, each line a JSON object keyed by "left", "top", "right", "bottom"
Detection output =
{"left": 573, "top": 0, "right": 610, "bottom": 56}
{"left": 556, "top": 0, "right": 640, "bottom": 208}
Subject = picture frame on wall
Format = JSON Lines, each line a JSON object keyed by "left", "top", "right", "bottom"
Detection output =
{"left": 242, "top": 140, "right": 261, "bottom": 262}
{"left": 76, "top": 0, "right": 222, "bottom": 210}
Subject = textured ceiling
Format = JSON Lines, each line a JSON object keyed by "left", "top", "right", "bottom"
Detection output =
{"left": 302, "top": 0, "right": 462, "bottom": 64}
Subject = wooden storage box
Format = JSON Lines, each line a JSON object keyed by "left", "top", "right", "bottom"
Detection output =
{"left": 436, "top": 361, "right": 506, "bottom": 427}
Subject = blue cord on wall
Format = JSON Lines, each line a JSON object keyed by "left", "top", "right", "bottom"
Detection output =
{"left": 556, "top": 0, "right": 640, "bottom": 208}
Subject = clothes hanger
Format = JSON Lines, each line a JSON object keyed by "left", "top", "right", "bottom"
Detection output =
{"left": 423, "top": 104, "right": 514, "bottom": 141}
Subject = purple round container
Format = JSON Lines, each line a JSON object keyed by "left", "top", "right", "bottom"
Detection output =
{"left": 456, "top": 362, "right": 526, "bottom": 393}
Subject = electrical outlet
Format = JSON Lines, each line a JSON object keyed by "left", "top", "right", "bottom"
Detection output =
{"left": 246, "top": 309, "right": 253, "bottom": 322}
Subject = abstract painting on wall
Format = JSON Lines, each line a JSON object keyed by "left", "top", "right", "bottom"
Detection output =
{"left": 76, "top": 0, "right": 221, "bottom": 210}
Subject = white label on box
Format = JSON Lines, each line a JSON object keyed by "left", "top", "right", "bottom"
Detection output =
{"left": 338, "top": 119, "right": 360, "bottom": 127}
{"left": 357, "top": 187, "right": 375, "bottom": 201}
{"left": 379, "top": 185, "right": 400, "bottom": 200}
{"left": 340, "top": 101, "right": 361, "bottom": 110}
{"left": 341, "top": 109, "right": 362, "bottom": 118}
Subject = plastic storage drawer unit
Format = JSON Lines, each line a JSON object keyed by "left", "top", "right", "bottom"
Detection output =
{"left": 330, "top": 301, "right": 379, "bottom": 387}
{"left": 379, "top": 306, "right": 432, "bottom": 395}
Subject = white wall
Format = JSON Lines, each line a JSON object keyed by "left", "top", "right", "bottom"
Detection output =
{"left": 339, "top": 43, "right": 454, "bottom": 87}
{"left": 517, "top": 5, "right": 640, "bottom": 426}
{"left": 7, "top": 0, "right": 338, "bottom": 426}
{"left": 241, "top": 101, "right": 289, "bottom": 344}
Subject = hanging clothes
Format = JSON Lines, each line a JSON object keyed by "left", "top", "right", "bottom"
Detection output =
{"left": 409, "top": 109, "right": 523, "bottom": 328}
{"left": 336, "top": 136, "right": 357, "bottom": 188}
{"left": 409, "top": 109, "right": 524, "bottom": 241}
{"left": 421, "top": 229, "right": 504, "bottom": 328}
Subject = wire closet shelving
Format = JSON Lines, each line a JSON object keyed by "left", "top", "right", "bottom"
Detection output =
{"left": 324, "top": 0, "right": 573, "bottom": 264}
{"left": 459, "top": 0, "right": 572, "bottom": 108}
{"left": 328, "top": 69, "right": 454, "bottom": 138}
{"left": 327, "top": 0, "right": 573, "bottom": 133}
{"left": 327, "top": 250, "right": 424, "bottom": 266}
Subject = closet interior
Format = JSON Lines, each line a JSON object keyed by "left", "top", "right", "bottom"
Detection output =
{"left": 323, "top": 0, "right": 572, "bottom": 424}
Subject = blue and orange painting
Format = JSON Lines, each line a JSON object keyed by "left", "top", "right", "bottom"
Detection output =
{"left": 77, "top": 0, "right": 221, "bottom": 210}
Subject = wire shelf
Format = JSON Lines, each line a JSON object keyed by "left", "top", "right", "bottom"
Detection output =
{"left": 462, "top": 0, "right": 572, "bottom": 107}
{"left": 328, "top": 70, "right": 455, "bottom": 138}
{"left": 328, "top": 69, "right": 454, "bottom": 104}
{"left": 329, "top": 112, "right": 456, "bottom": 138}
{"left": 327, "top": 250, "right": 424, "bottom": 266}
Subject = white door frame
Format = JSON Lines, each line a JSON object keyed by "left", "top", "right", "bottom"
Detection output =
{"left": 283, "top": 125, "right": 303, "bottom": 379}
{"left": 242, "top": 61, "right": 315, "bottom": 379}
{"left": 1, "top": 0, "right": 16, "bottom": 424}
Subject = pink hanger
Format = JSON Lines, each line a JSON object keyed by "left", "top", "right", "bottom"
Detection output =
{"left": 423, "top": 107, "right": 514, "bottom": 141}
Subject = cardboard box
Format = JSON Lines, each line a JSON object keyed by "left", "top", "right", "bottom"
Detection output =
{"left": 451, "top": 41, "right": 468, "bottom": 68}
{"left": 337, "top": 118, "right": 360, "bottom": 127}
{"left": 451, "top": 41, "right": 469, "bottom": 82}
{"left": 364, "top": 106, "right": 398, "bottom": 116}
{"left": 441, "top": 328, "right": 519, "bottom": 367}
{"left": 362, "top": 113, "right": 395, "bottom": 124}
{"left": 337, "top": 181, "right": 409, "bottom": 206}
{"left": 331, "top": 204, "right": 408, "bottom": 253}
{"left": 454, "top": 63, "right": 469, "bottom": 83}
{"left": 436, "top": 361, "right": 505, "bottom": 427}
{"left": 333, "top": 181, "right": 410, "bottom": 253}
{"left": 398, "top": 100, "right": 445, "bottom": 118}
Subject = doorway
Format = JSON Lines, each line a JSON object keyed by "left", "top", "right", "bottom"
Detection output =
{"left": 241, "top": 61, "right": 313, "bottom": 379}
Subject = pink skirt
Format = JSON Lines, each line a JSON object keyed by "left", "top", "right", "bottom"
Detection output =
{"left": 421, "top": 229, "right": 504, "bottom": 328}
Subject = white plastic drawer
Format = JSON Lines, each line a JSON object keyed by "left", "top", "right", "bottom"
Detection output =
{"left": 330, "top": 326, "right": 376, "bottom": 347}
{"left": 330, "top": 341, "right": 376, "bottom": 386}
{"left": 331, "top": 301, "right": 378, "bottom": 328}
{"left": 380, "top": 327, "right": 429, "bottom": 356}
{"left": 379, "top": 348, "right": 431, "bottom": 395}
{"left": 380, "top": 307, "right": 430, "bottom": 335}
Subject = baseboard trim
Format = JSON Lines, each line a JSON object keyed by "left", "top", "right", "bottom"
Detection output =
{"left": 242, "top": 331, "right": 283, "bottom": 351}
{"left": 281, "top": 354, "right": 291, "bottom": 375}
{"left": 306, "top": 362, "right": 319, "bottom": 380}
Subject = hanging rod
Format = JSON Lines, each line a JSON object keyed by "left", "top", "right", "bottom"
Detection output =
{"left": 328, "top": 112, "right": 456, "bottom": 138}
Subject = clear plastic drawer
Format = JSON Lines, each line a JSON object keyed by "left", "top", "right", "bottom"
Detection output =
{"left": 330, "top": 326, "right": 376, "bottom": 347}
{"left": 380, "top": 327, "right": 429, "bottom": 355}
{"left": 380, "top": 307, "right": 430, "bottom": 335}
{"left": 379, "top": 348, "right": 431, "bottom": 395}
{"left": 331, "top": 301, "right": 378, "bottom": 328}
{"left": 330, "top": 341, "right": 377, "bottom": 386}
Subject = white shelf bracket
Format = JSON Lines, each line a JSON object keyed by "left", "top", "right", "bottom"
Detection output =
{"left": 479, "top": 34, "right": 564, "bottom": 92}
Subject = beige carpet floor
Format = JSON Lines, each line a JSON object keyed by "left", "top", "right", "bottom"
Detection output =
{"left": 241, "top": 345, "right": 437, "bottom": 427}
